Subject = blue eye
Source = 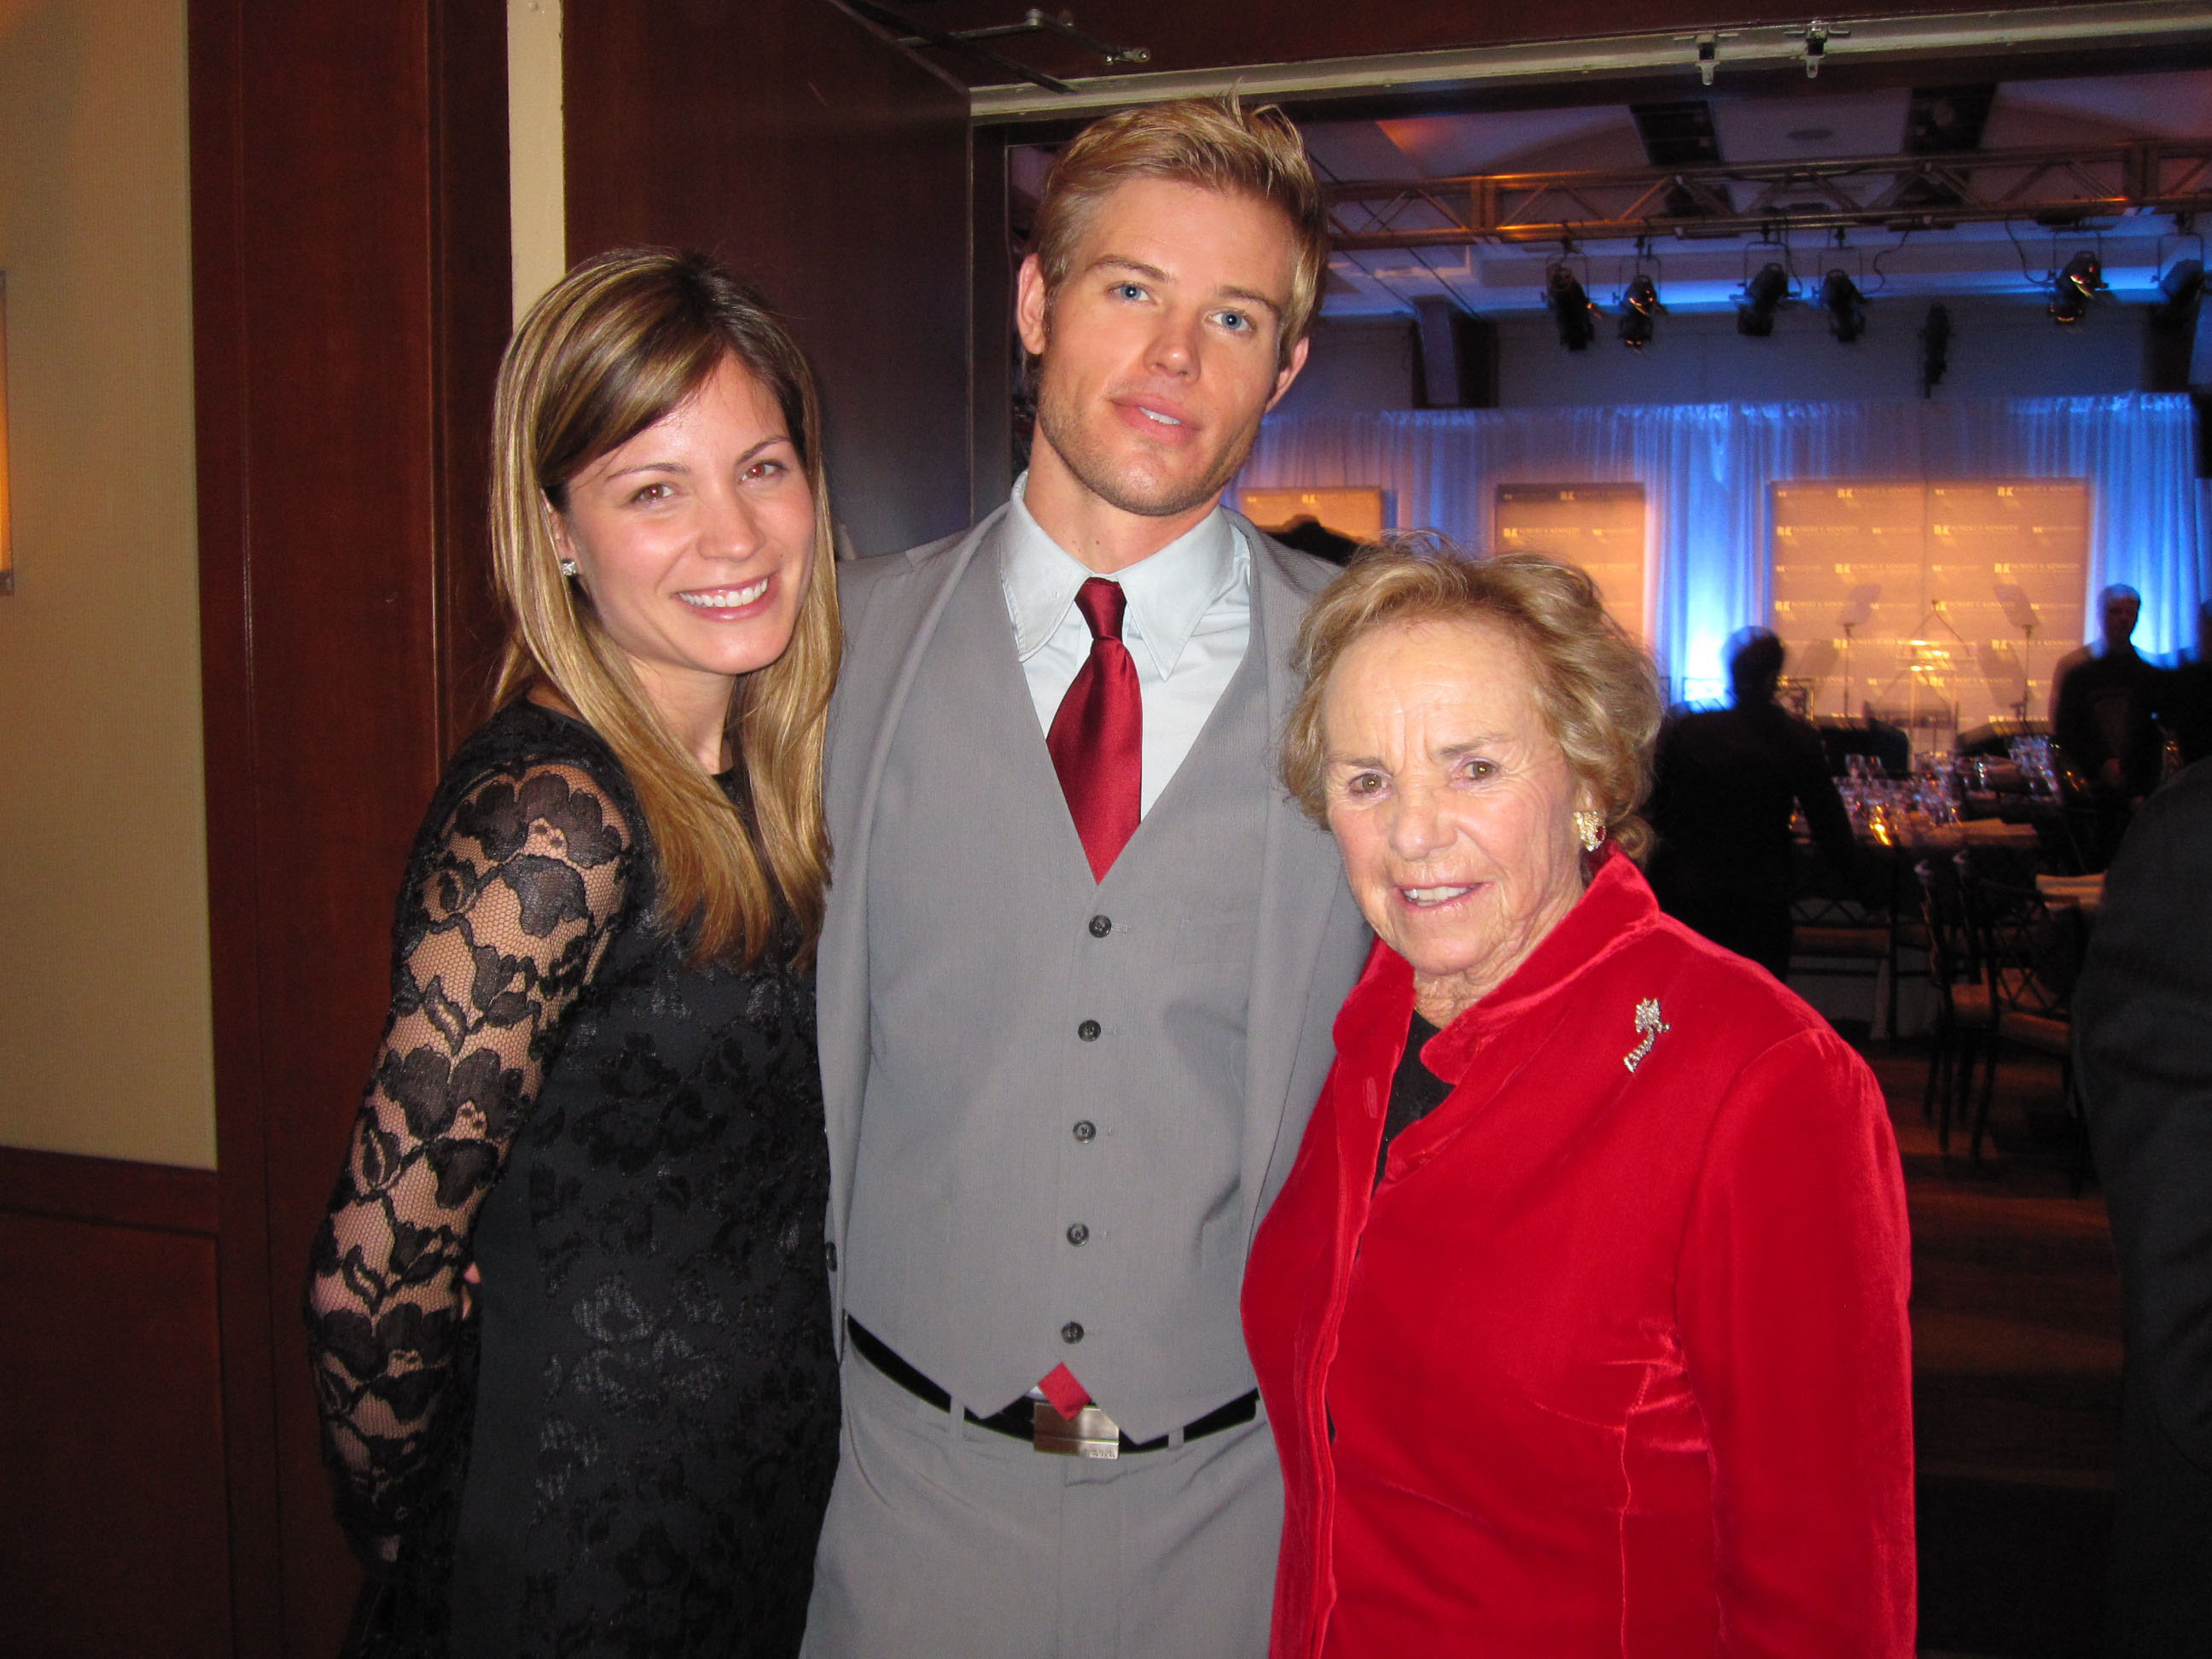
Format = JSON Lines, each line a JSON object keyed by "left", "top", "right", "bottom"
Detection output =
{"left": 1218, "top": 310, "right": 1251, "bottom": 332}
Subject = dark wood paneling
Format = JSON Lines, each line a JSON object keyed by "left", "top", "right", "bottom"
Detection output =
{"left": 0, "top": 1152, "right": 228, "bottom": 1659}
{"left": 0, "top": 1144, "right": 219, "bottom": 1235}
{"left": 564, "top": 0, "right": 973, "bottom": 557}
{"left": 970, "top": 125, "right": 1016, "bottom": 514}
{"left": 432, "top": 0, "right": 518, "bottom": 743}
{"left": 187, "top": 3, "right": 282, "bottom": 1646}
{"left": 189, "top": 3, "right": 512, "bottom": 1653}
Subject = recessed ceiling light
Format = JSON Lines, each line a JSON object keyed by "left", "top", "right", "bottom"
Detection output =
{"left": 1787, "top": 126, "right": 1836, "bottom": 142}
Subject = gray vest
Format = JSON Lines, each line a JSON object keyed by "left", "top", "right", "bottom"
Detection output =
{"left": 843, "top": 534, "right": 1273, "bottom": 1434}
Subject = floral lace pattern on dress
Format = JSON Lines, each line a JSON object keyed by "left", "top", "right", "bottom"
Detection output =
{"left": 308, "top": 748, "right": 637, "bottom": 1568}
{"left": 306, "top": 701, "right": 839, "bottom": 1658}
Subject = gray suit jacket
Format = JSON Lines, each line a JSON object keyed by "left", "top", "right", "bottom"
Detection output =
{"left": 817, "top": 504, "right": 1371, "bottom": 1359}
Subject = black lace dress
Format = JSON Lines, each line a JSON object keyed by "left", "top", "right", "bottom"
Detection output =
{"left": 306, "top": 700, "right": 838, "bottom": 1658}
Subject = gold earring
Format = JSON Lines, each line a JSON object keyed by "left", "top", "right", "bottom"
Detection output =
{"left": 1574, "top": 810, "right": 1604, "bottom": 852}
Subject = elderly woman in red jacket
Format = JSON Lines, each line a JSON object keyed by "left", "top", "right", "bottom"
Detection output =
{"left": 1243, "top": 543, "right": 1914, "bottom": 1656}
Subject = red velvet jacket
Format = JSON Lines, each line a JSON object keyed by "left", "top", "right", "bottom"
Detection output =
{"left": 1243, "top": 850, "right": 1914, "bottom": 1657}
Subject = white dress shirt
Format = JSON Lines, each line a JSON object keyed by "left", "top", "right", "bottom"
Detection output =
{"left": 999, "top": 474, "right": 1252, "bottom": 816}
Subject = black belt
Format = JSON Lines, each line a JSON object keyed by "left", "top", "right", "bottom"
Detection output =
{"left": 847, "top": 1317, "right": 1258, "bottom": 1455}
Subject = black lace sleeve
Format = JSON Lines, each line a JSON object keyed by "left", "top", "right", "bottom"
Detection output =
{"left": 306, "top": 754, "right": 636, "bottom": 1571}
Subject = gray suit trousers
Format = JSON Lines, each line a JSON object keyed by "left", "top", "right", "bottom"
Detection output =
{"left": 800, "top": 1348, "right": 1281, "bottom": 1658}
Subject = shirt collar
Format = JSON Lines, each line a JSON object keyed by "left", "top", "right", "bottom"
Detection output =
{"left": 999, "top": 472, "right": 1247, "bottom": 679}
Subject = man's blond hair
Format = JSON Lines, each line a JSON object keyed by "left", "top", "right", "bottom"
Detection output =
{"left": 1029, "top": 97, "right": 1329, "bottom": 364}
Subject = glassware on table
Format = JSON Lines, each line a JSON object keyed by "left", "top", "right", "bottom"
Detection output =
{"left": 2008, "top": 735, "right": 2061, "bottom": 798}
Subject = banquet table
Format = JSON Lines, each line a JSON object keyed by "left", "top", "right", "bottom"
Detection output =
{"left": 1895, "top": 818, "right": 2038, "bottom": 850}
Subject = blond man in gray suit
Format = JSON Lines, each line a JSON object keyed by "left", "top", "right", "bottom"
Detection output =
{"left": 802, "top": 101, "right": 1371, "bottom": 1657}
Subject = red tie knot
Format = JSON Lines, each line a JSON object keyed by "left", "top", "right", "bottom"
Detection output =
{"left": 1074, "top": 578, "right": 1126, "bottom": 643}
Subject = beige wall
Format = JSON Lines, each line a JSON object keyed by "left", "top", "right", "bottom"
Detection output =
{"left": 509, "top": 0, "right": 567, "bottom": 323}
{"left": 0, "top": 0, "right": 212, "bottom": 1167}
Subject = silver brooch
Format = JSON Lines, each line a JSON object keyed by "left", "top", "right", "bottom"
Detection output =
{"left": 1623, "top": 998, "right": 1669, "bottom": 1073}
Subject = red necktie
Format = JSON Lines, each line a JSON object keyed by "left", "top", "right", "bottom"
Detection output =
{"left": 1039, "top": 580, "right": 1139, "bottom": 1417}
{"left": 1045, "top": 579, "right": 1143, "bottom": 882}
{"left": 1038, "top": 1360, "right": 1092, "bottom": 1420}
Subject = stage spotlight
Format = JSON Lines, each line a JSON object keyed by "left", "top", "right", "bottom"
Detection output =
{"left": 2151, "top": 257, "right": 2203, "bottom": 331}
{"left": 1736, "top": 262, "right": 1791, "bottom": 337}
{"left": 1545, "top": 263, "right": 1597, "bottom": 351}
{"left": 1821, "top": 269, "right": 1867, "bottom": 342}
{"left": 2050, "top": 250, "right": 2106, "bottom": 323}
{"left": 1618, "top": 273, "right": 1662, "bottom": 350}
{"left": 1919, "top": 303, "right": 1951, "bottom": 397}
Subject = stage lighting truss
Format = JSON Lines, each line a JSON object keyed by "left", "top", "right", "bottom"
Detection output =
{"left": 1324, "top": 142, "right": 2212, "bottom": 251}
{"left": 2049, "top": 248, "right": 2107, "bottom": 323}
{"left": 1545, "top": 262, "right": 1598, "bottom": 351}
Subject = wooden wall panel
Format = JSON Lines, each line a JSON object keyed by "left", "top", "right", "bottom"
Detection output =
{"left": 564, "top": 0, "right": 974, "bottom": 558}
{"left": 0, "top": 1150, "right": 227, "bottom": 1659}
{"left": 189, "top": 3, "right": 512, "bottom": 1653}
{"left": 970, "top": 125, "right": 1017, "bottom": 515}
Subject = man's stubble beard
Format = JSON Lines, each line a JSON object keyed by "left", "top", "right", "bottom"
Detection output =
{"left": 1030, "top": 367, "right": 1264, "bottom": 521}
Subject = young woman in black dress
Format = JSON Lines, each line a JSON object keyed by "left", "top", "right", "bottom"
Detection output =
{"left": 306, "top": 248, "right": 841, "bottom": 1657}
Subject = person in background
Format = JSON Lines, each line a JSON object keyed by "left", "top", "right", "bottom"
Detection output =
{"left": 2076, "top": 756, "right": 2212, "bottom": 1655}
{"left": 1245, "top": 544, "right": 1915, "bottom": 1657}
{"left": 306, "top": 249, "right": 842, "bottom": 1656}
{"left": 803, "top": 99, "right": 1371, "bottom": 1658}
{"left": 1267, "top": 513, "right": 1359, "bottom": 566}
{"left": 1645, "top": 627, "right": 1859, "bottom": 978}
{"left": 2053, "top": 584, "right": 2163, "bottom": 864}
{"left": 2047, "top": 583, "right": 2141, "bottom": 727}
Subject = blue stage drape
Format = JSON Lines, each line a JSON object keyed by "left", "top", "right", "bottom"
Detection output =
{"left": 1236, "top": 394, "right": 2212, "bottom": 699}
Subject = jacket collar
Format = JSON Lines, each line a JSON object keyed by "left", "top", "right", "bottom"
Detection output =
{"left": 1333, "top": 847, "right": 1664, "bottom": 1089}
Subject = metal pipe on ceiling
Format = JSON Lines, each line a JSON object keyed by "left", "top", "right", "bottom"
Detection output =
{"left": 968, "top": 3, "right": 2212, "bottom": 123}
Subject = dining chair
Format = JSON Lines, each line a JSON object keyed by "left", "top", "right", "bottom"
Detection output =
{"left": 1790, "top": 847, "right": 1905, "bottom": 1039}
{"left": 1914, "top": 855, "right": 1994, "bottom": 1156}
{"left": 1960, "top": 864, "right": 2091, "bottom": 1191}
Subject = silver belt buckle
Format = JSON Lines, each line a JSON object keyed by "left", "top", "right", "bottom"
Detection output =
{"left": 1033, "top": 1400, "right": 1121, "bottom": 1459}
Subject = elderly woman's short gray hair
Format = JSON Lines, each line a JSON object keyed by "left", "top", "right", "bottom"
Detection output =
{"left": 1281, "top": 538, "right": 1662, "bottom": 861}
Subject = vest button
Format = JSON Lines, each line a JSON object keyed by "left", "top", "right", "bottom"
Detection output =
{"left": 1062, "top": 1321, "right": 1086, "bottom": 1344}
{"left": 1073, "top": 1120, "right": 1096, "bottom": 1141}
{"left": 1066, "top": 1222, "right": 1089, "bottom": 1246}
{"left": 1088, "top": 914, "right": 1112, "bottom": 938}
{"left": 1077, "top": 1019, "right": 1102, "bottom": 1041}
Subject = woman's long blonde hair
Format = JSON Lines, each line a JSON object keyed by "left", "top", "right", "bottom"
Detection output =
{"left": 489, "top": 248, "right": 840, "bottom": 965}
